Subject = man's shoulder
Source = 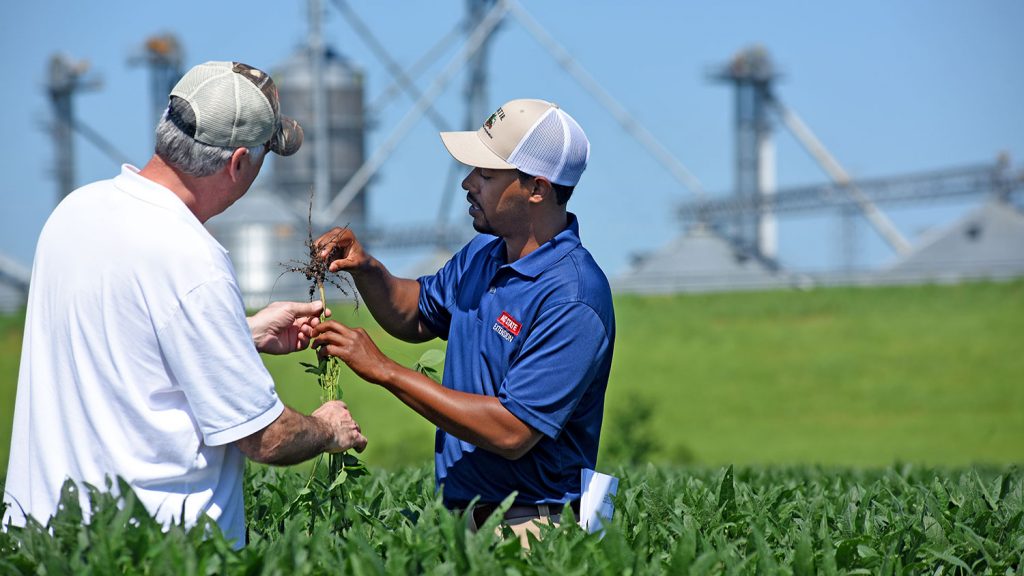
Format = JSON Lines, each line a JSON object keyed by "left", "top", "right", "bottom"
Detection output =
{"left": 531, "top": 245, "right": 614, "bottom": 329}
{"left": 125, "top": 204, "right": 227, "bottom": 276}
{"left": 46, "top": 176, "right": 119, "bottom": 218}
{"left": 48, "top": 174, "right": 230, "bottom": 284}
{"left": 553, "top": 245, "right": 612, "bottom": 296}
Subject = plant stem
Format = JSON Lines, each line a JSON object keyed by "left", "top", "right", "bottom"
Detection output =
{"left": 317, "top": 282, "right": 343, "bottom": 485}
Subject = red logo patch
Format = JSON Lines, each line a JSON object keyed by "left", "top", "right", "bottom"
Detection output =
{"left": 497, "top": 311, "right": 521, "bottom": 336}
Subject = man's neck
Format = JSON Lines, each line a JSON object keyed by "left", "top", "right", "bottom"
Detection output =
{"left": 138, "top": 155, "right": 217, "bottom": 223}
{"left": 504, "top": 210, "right": 569, "bottom": 263}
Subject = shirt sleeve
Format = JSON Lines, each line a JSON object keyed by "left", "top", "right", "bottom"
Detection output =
{"left": 418, "top": 242, "right": 475, "bottom": 341}
{"left": 417, "top": 267, "right": 452, "bottom": 341}
{"left": 419, "top": 235, "right": 502, "bottom": 341}
{"left": 156, "top": 277, "right": 284, "bottom": 446}
{"left": 497, "top": 302, "right": 612, "bottom": 439}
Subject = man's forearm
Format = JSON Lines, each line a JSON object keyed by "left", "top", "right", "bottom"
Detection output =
{"left": 375, "top": 363, "right": 541, "bottom": 460}
{"left": 236, "top": 407, "right": 330, "bottom": 466}
{"left": 351, "top": 258, "right": 433, "bottom": 343}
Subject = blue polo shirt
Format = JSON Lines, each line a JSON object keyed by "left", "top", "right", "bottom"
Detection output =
{"left": 418, "top": 214, "right": 615, "bottom": 507}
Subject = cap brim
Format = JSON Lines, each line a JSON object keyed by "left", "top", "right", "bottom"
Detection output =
{"left": 270, "top": 116, "right": 303, "bottom": 156}
{"left": 440, "top": 131, "right": 516, "bottom": 170}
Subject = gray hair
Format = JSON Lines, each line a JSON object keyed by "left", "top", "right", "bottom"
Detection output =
{"left": 154, "top": 111, "right": 266, "bottom": 177}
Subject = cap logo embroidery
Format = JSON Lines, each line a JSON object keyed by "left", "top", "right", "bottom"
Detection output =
{"left": 481, "top": 107, "right": 505, "bottom": 139}
{"left": 492, "top": 311, "right": 521, "bottom": 343}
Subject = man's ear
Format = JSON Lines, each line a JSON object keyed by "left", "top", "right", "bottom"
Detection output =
{"left": 226, "top": 147, "right": 249, "bottom": 183}
{"left": 528, "top": 176, "right": 554, "bottom": 204}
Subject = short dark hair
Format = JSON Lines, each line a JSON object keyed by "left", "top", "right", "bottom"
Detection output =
{"left": 517, "top": 170, "right": 574, "bottom": 205}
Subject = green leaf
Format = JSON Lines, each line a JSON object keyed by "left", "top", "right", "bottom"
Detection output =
{"left": 923, "top": 547, "right": 971, "bottom": 572}
{"left": 974, "top": 469, "right": 1001, "bottom": 511}
{"left": 328, "top": 469, "right": 348, "bottom": 491}
{"left": 413, "top": 349, "right": 445, "bottom": 383}
{"left": 998, "top": 472, "right": 1012, "bottom": 502}
{"left": 835, "top": 537, "right": 866, "bottom": 568}
{"left": 793, "top": 529, "right": 815, "bottom": 576}
{"left": 668, "top": 518, "right": 696, "bottom": 573}
{"left": 856, "top": 544, "right": 878, "bottom": 560}
{"left": 417, "top": 349, "right": 445, "bottom": 368}
{"left": 752, "top": 526, "right": 778, "bottom": 573}
{"left": 300, "top": 361, "right": 324, "bottom": 375}
{"left": 718, "top": 465, "right": 737, "bottom": 520}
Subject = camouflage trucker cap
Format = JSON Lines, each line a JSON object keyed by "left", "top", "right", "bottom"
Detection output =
{"left": 167, "top": 61, "right": 303, "bottom": 156}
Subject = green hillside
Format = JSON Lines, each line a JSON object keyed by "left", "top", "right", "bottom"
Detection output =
{"left": 1, "top": 281, "right": 1022, "bottom": 476}
{"left": 607, "top": 282, "right": 1023, "bottom": 467}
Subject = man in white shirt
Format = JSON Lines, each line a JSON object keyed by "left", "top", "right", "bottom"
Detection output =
{"left": 2, "top": 61, "right": 367, "bottom": 548}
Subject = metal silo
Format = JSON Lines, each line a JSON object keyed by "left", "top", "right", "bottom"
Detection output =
{"left": 204, "top": 186, "right": 311, "bottom": 308}
{"left": 272, "top": 46, "right": 368, "bottom": 231}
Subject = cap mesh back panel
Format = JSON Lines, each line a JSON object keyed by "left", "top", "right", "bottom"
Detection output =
{"left": 559, "top": 115, "right": 589, "bottom": 186}
{"left": 510, "top": 110, "right": 588, "bottom": 186}
{"left": 511, "top": 111, "right": 565, "bottom": 183}
{"left": 202, "top": 77, "right": 240, "bottom": 146}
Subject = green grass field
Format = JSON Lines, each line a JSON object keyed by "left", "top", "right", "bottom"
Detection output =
{"left": 1, "top": 281, "right": 1022, "bottom": 476}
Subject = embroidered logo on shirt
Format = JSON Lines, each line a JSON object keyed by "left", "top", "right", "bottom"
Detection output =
{"left": 493, "top": 311, "right": 521, "bottom": 342}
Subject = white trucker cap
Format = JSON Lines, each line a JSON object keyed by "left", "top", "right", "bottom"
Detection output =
{"left": 440, "top": 99, "right": 590, "bottom": 186}
{"left": 168, "top": 61, "right": 303, "bottom": 156}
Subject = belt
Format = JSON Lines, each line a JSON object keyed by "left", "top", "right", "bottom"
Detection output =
{"left": 461, "top": 500, "right": 581, "bottom": 527}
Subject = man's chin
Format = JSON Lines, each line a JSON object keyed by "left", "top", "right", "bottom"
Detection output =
{"left": 471, "top": 217, "right": 493, "bottom": 235}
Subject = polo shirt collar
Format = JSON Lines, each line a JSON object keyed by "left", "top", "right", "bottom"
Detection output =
{"left": 113, "top": 164, "right": 194, "bottom": 217}
{"left": 494, "top": 213, "right": 583, "bottom": 279}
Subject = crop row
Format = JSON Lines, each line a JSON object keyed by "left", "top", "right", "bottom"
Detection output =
{"left": 2, "top": 464, "right": 1021, "bottom": 574}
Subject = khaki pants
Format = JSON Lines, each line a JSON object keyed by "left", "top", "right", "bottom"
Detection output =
{"left": 467, "top": 504, "right": 561, "bottom": 548}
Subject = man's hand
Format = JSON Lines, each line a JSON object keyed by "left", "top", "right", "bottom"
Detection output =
{"left": 314, "top": 227, "right": 433, "bottom": 344}
{"left": 237, "top": 402, "right": 366, "bottom": 465}
{"left": 312, "top": 400, "right": 368, "bottom": 453}
{"left": 248, "top": 301, "right": 328, "bottom": 355}
{"left": 313, "top": 320, "right": 396, "bottom": 384}
{"left": 315, "top": 227, "right": 370, "bottom": 274}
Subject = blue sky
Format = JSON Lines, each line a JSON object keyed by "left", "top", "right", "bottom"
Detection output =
{"left": 2, "top": 1, "right": 1021, "bottom": 278}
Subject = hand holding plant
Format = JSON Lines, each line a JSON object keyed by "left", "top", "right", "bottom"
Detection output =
{"left": 315, "top": 226, "right": 370, "bottom": 274}
{"left": 248, "top": 300, "right": 327, "bottom": 355}
{"left": 311, "top": 320, "right": 395, "bottom": 384}
{"left": 311, "top": 401, "right": 368, "bottom": 454}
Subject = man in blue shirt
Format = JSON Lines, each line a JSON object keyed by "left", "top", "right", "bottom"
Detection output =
{"left": 313, "top": 99, "right": 615, "bottom": 543}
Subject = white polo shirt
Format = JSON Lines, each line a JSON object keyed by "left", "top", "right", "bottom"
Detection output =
{"left": 3, "top": 165, "right": 284, "bottom": 547}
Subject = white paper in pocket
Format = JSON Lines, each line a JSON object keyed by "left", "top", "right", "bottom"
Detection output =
{"left": 579, "top": 468, "right": 618, "bottom": 535}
